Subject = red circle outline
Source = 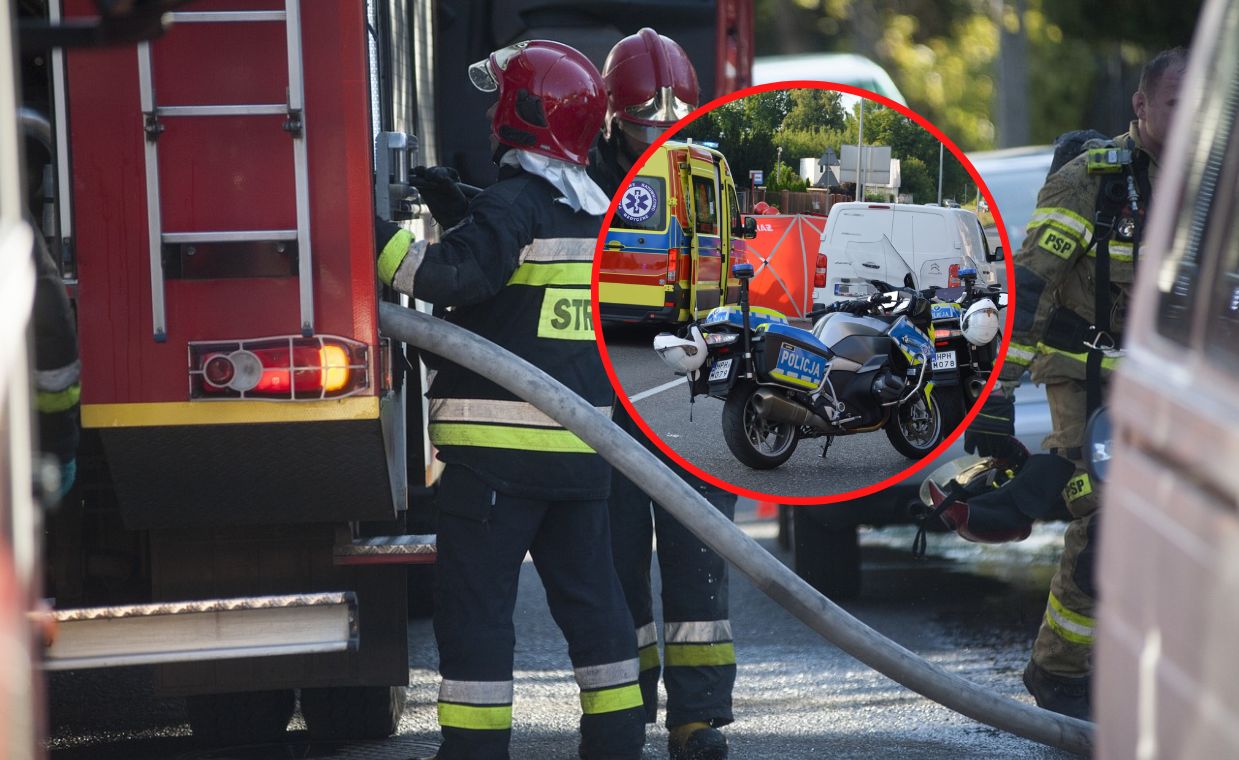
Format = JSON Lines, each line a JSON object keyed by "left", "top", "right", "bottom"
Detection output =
{"left": 591, "top": 80, "right": 1016, "bottom": 506}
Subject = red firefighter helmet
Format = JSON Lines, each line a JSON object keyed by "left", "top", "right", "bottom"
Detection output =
{"left": 468, "top": 40, "right": 606, "bottom": 166}
{"left": 602, "top": 28, "right": 699, "bottom": 145}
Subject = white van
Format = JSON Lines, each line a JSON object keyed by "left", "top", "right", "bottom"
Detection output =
{"left": 816, "top": 202, "right": 998, "bottom": 306}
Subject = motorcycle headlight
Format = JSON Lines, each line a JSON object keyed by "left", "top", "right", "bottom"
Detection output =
{"left": 704, "top": 332, "right": 740, "bottom": 346}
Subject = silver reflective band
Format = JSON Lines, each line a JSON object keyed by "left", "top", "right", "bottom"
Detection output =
{"left": 665, "top": 620, "right": 733, "bottom": 644}
{"left": 575, "top": 658, "right": 640, "bottom": 690}
{"left": 35, "top": 359, "right": 81, "bottom": 393}
{"left": 430, "top": 398, "right": 613, "bottom": 428}
{"left": 636, "top": 621, "right": 658, "bottom": 648}
{"left": 468, "top": 60, "right": 497, "bottom": 93}
{"left": 518, "top": 237, "right": 595, "bottom": 264}
{"left": 439, "top": 679, "right": 514, "bottom": 705}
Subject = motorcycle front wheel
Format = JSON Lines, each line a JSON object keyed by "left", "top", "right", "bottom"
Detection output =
{"left": 722, "top": 382, "right": 800, "bottom": 469}
{"left": 885, "top": 390, "right": 943, "bottom": 459}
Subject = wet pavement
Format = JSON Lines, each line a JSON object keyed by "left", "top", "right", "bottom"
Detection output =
{"left": 47, "top": 507, "right": 1078, "bottom": 759}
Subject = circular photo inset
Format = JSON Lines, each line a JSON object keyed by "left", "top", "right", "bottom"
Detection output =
{"left": 593, "top": 83, "right": 1013, "bottom": 503}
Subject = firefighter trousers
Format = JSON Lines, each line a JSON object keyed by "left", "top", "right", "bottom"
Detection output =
{"left": 608, "top": 410, "right": 737, "bottom": 729}
{"left": 1032, "top": 381, "right": 1101, "bottom": 678}
{"left": 433, "top": 465, "right": 646, "bottom": 760}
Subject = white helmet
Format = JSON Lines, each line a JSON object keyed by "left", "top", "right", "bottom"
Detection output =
{"left": 653, "top": 326, "right": 708, "bottom": 374}
{"left": 962, "top": 298, "right": 1000, "bottom": 346}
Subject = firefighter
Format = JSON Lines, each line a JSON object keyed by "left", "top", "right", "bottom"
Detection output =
{"left": 375, "top": 40, "right": 644, "bottom": 760}
{"left": 589, "top": 29, "right": 738, "bottom": 760}
{"left": 958, "top": 47, "right": 1188, "bottom": 720}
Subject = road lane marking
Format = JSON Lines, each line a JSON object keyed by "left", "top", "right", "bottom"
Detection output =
{"left": 629, "top": 377, "right": 686, "bottom": 403}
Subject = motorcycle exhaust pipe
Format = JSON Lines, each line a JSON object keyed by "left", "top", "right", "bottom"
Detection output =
{"left": 752, "top": 388, "right": 832, "bottom": 431}
{"left": 966, "top": 376, "right": 987, "bottom": 400}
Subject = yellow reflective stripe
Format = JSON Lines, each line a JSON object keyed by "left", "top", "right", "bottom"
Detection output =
{"left": 537, "top": 287, "right": 594, "bottom": 340}
{"left": 507, "top": 261, "right": 594, "bottom": 287}
{"left": 1029, "top": 207, "right": 1092, "bottom": 240}
{"left": 429, "top": 422, "right": 595, "bottom": 453}
{"left": 1064, "top": 473, "right": 1093, "bottom": 502}
{"left": 36, "top": 383, "right": 81, "bottom": 413}
{"left": 664, "top": 642, "right": 736, "bottom": 667}
{"left": 1045, "top": 592, "right": 1095, "bottom": 645}
{"left": 377, "top": 228, "right": 414, "bottom": 286}
{"left": 437, "top": 702, "right": 513, "bottom": 730}
{"left": 638, "top": 644, "right": 660, "bottom": 672}
{"left": 1005, "top": 342, "right": 1037, "bottom": 366}
{"left": 579, "top": 683, "right": 643, "bottom": 715}
{"left": 1034, "top": 343, "right": 1121, "bottom": 371}
{"left": 1088, "top": 241, "right": 1133, "bottom": 262}
{"left": 82, "top": 398, "right": 380, "bottom": 428}
{"left": 768, "top": 368, "right": 819, "bottom": 389}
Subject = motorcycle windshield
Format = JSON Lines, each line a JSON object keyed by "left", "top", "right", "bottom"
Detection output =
{"left": 830, "top": 236, "right": 919, "bottom": 296}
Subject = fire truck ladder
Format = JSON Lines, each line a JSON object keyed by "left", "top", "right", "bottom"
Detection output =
{"left": 137, "top": 2, "right": 313, "bottom": 342}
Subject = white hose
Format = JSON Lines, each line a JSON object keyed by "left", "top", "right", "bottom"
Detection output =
{"left": 379, "top": 303, "right": 1093, "bottom": 756}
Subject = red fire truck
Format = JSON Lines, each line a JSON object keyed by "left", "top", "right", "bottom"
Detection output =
{"left": 17, "top": 0, "right": 751, "bottom": 746}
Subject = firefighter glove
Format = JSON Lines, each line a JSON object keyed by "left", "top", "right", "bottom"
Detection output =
{"left": 375, "top": 217, "right": 415, "bottom": 287}
{"left": 963, "top": 393, "right": 1020, "bottom": 460}
{"left": 411, "top": 165, "right": 470, "bottom": 230}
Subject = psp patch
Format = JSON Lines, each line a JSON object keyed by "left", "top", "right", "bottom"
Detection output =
{"left": 1038, "top": 227, "right": 1078, "bottom": 259}
{"left": 617, "top": 180, "right": 658, "bottom": 224}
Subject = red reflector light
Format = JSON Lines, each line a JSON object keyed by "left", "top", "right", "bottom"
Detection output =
{"left": 203, "top": 355, "right": 235, "bottom": 387}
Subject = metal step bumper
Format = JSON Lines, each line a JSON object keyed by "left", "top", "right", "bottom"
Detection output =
{"left": 40, "top": 592, "right": 358, "bottom": 671}
{"left": 334, "top": 533, "right": 437, "bottom": 566}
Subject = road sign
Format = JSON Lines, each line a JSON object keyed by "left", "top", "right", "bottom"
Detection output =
{"left": 749, "top": 169, "right": 764, "bottom": 186}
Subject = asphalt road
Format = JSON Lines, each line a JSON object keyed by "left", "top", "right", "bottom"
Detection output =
{"left": 601, "top": 323, "right": 931, "bottom": 500}
{"left": 47, "top": 504, "right": 1077, "bottom": 760}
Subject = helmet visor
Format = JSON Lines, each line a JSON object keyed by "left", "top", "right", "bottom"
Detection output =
{"left": 469, "top": 41, "right": 530, "bottom": 92}
{"left": 468, "top": 59, "right": 498, "bottom": 92}
{"left": 617, "top": 119, "right": 675, "bottom": 151}
{"left": 622, "top": 85, "right": 695, "bottom": 125}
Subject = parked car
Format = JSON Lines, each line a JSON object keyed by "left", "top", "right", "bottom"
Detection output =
{"left": 1095, "top": 3, "right": 1239, "bottom": 755}
{"left": 816, "top": 201, "right": 998, "bottom": 308}
{"left": 752, "top": 53, "right": 907, "bottom": 105}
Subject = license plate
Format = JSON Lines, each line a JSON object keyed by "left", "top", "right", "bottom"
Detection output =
{"left": 834, "top": 283, "right": 861, "bottom": 296}
{"left": 708, "top": 358, "right": 733, "bottom": 382}
{"left": 932, "top": 351, "right": 957, "bottom": 371}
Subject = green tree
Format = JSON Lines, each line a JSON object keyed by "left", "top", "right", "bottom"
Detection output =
{"left": 783, "top": 89, "right": 847, "bottom": 132}
{"left": 898, "top": 156, "right": 935, "bottom": 203}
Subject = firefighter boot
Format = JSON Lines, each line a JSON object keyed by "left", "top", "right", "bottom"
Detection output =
{"left": 1023, "top": 660, "right": 1091, "bottom": 721}
{"left": 668, "top": 722, "right": 728, "bottom": 760}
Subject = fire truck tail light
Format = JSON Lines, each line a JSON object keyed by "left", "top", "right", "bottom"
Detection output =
{"left": 321, "top": 345, "right": 350, "bottom": 393}
{"left": 190, "top": 336, "right": 369, "bottom": 400}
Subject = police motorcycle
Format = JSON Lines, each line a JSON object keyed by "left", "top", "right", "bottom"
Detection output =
{"left": 654, "top": 243, "right": 942, "bottom": 470}
{"left": 920, "top": 269, "right": 1005, "bottom": 432}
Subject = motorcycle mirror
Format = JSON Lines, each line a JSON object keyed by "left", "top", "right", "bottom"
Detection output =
{"left": 997, "top": 293, "right": 1009, "bottom": 308}
{"left": 1083, "top": 406, "right": 1113, "bottom": 485}
{"left": 733, "top": 262, "right": 755, "bottom": 279}
{"left": 903, "top": 273, "right": 915, "bottom": 289}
